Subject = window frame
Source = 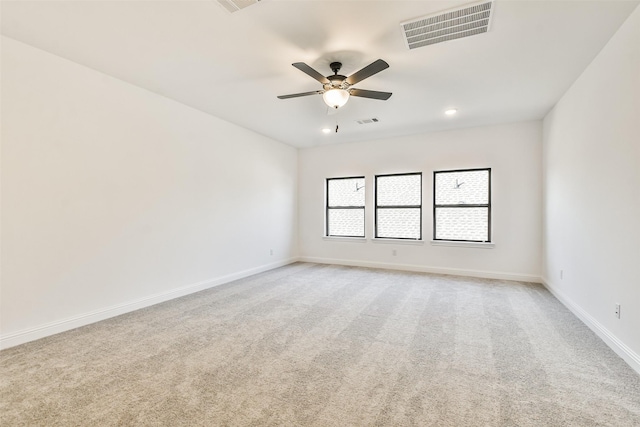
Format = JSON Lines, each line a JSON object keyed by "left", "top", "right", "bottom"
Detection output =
{"left": 374, "top": 172, "right": 423, "bottom": 240}
{"left": 325, "top": 176, "right": 366, "bottom": 238}
{"left": 432, "top": 167, "right": 491, "bottom": 243}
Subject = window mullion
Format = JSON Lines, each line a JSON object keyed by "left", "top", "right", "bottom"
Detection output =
{"left": 434, "top": 204, "right": 489, "bottom": 208}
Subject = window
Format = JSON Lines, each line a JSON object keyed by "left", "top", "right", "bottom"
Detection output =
{"left": 326, "top": 177, "right": 365, "bottom": 237}
{"left": 375, "top": 173, "right": 422, "bottom": 240}
{"left": 433, "top": 168, "right": 491, "bottom": 242}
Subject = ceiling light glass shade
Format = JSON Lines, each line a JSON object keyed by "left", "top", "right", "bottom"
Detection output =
{"left": 323, "top": 89, "right": 350, "bottom": 109}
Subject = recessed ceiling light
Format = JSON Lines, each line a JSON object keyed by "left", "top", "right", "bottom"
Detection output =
{"left": 322, "top": 128, "right": 332, "bottom": 134}
{"left": 445, "top": 109, "right": 458, "bottom": 116}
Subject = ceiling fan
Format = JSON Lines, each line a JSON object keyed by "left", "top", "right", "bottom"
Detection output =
{"left": 277, "top": 59, "right": 392, "bottom": 109}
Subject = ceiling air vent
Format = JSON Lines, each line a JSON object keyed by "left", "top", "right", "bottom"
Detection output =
{"left": 401, "top": 1, "right": 493, "bottom": 50}
{"left": 356, "top": 118, "right": 380, "bottom": 125}
{"left": 217, "top": 0, "right": 262, "bottom": 13}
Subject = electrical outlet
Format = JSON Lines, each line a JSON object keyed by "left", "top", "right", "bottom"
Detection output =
{"left": 392, "top": 249, "right": 397, "bottom": 256}
{"left": 560, "top": 270, "right": 564, "bottom": 280}
{"left": 615, "top": 304, "right": 621, "bottom": 319}
{"left": 270, "top": 249, "right": 274, "bottom": 256}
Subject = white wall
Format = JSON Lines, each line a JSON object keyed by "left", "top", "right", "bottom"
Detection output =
{"left": 298, "top": 121, "right": 542, "bottom": 281}
{"left": 0, "top": 37, "right": 298, "bottom": 347}
{"left": 542, "top": 5, "right": 640, "bottom": 371}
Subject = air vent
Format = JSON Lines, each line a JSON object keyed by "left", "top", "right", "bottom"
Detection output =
{"left": 217, "top": 0, "right": 261, "bottom": 13}
{"left": 356, "top": 118, "right": 380, "bottom": 125}
{"left": 401, "top": 1, "right": 493, "bottom": 50}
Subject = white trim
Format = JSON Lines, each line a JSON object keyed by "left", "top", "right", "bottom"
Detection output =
{"left": 541, "top": 277, "right": 640, "bottom": 375}
{"left": 431, "top": 240, "right": 494, "bottom": 248}
{"left": 0, "top": 257, "right": 299, "bottom": 350}
{"left": 371, "top": 238, "right": 425, "bottom": 246}
{"left": 322, "top": 236, "right": 367, "bottom": 243}
{"left": 299, "top": 256, "right": 540, "bottom": 283}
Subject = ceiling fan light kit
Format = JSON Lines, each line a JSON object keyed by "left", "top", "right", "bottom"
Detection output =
{"left": 323, "top": 89, "right": 350, "bottom": 109}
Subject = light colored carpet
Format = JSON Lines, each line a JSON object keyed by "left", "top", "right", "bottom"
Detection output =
{"left": 1, "top": 262, "right": 639, "bottom": 426}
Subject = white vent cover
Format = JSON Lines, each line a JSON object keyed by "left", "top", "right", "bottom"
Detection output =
{"left": 217, "top": 0, "right": 261, "bottom": 13}
{"left": 356, "top": 118, "right": 380, "bottom": 125}
{"left": 401, "top": 1, "right": 493, "bottom": 50}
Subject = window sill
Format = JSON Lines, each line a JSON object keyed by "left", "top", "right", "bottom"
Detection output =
{"left": 323, "top": 236, "right": 367, "bottom": 243}
{"left": 430, "top": 240, "right": 494, "bottom": 249}
{"left": 372, "top": 238, "right": 425, "bottom": 246}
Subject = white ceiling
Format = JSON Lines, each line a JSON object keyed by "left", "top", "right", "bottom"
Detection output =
{"left": 2, "top": 0, "right": 638, "bottom": 148}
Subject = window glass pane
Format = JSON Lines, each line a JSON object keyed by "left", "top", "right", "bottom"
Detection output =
{"left": 435, "top": 207, "right": 489, "bottom": 241}
{"left": 328, "top": 178, "right": 365, "bottom": 207}
{"left": 377, "top": 208, "right": 421, "bottom": 239}
{"left": 376, "top": 174, "right": 421, "bottom": 206}
{"left": 328, "top": 208, "right": 365, "bottom": 237}
{"left": 435, "top": 170, "right": 489, "bottom": 205}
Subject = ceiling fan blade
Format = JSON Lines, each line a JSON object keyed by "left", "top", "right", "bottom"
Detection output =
{"left": 345, "top": 59, "right": 389, "bottom": 85}
{"left": 349, "top": 88, "right": 392, "bottom": 100}
{"left": 292, "top": 62, "right": 330, "bottom": 84}
{"left": 277, "top": 90, "right": 323, "bottom": 100}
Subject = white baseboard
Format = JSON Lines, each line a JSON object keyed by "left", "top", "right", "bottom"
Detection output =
{"left": 0, "top": 257, "right": 299, "bottom": 350}
{"left": 299, "top": 256, "right": 541, "bottom": 283}
{"left": 541, "top": 277, "right": 640, "bottom": 375}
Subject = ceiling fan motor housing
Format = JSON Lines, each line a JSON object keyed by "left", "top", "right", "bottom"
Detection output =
{"left": 324, "top": 77, "right": 348, "bottom": 91}
{"left": 325, "top": 62, "right": 349, "bottom": 91}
